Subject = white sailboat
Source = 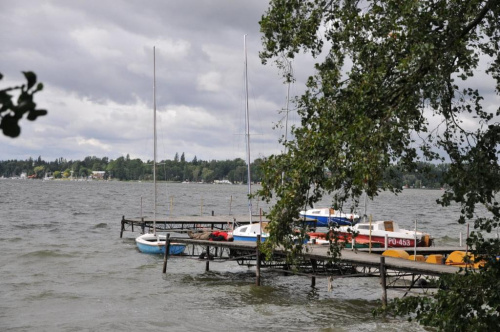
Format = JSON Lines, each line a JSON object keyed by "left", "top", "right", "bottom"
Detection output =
{"left": 135, "top": 47, "right": 186, "bottom": 255}
{"left": 232, "top": 36, "right": 268, "bottom": 242}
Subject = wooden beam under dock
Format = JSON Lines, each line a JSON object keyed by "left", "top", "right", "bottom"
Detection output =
{"left": 165, "top": 237, "right": 461, "bottom": 277}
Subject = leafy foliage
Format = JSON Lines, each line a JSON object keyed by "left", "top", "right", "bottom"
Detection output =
{"left": 380, "top": 261, "right": 500, "bottom": 331}
{"left": 0, "top": 72, "right": 47, "bottom": 137}
{"left": 257, "top": 0, "right": 500, "bottom": 329}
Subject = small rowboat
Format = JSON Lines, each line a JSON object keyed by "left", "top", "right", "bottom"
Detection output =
{"left": 136, "top": 233, "right": 186, "bottom": 255}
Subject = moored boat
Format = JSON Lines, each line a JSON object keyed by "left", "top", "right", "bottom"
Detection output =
{"left": 231, "top": 36, "right": 263, "bottom": 242}
{"left": 232, "top": 222, "right": 268, "bottom": 242}
{"left": 136, "top": 233, "right": 186, "bottom": 255}
{"left": 308, "top": 232, "right": 382, "bottom": 248}
{"left": 299, "top": 207, "right": 359, "bottom": 226}
{"left": 135, "top": 47, "right": 185, "bottom": 255}
{"left": 336, "top": 220, "right": 433, "bottom": 248}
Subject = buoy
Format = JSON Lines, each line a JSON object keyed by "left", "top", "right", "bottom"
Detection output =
{"left": 408, "top": 254, "right": 425, "bottom": 262}
{"left": 382, "top": 249, "right": 409, "bottom": 259}
{"left": 426, "top": 254, "right": 444, "bottom": 264}
{"left": 446, "top": 251, "right": 484, "bottom": 268}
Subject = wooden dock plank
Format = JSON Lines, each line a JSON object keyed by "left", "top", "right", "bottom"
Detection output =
{"left": 305, "top": 246, "right": 460, "bottom": 276}
{"left": 167, "top": 237, "right": 462, "bottom": 277}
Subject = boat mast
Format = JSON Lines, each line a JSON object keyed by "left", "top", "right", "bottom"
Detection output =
{"left": 281, "top": 60, "right": 292, "bottom": 186}
{"left": 244, "top": 35, "right": 252, "bottom": 224}
{"left": 153, "top": 46, "right": 157, "bottom": 235}
{"left": 284, "top": 61, "right": 291, "bottom": 154}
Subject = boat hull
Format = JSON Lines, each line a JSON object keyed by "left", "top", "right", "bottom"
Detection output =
{"left": 303, "top": 215, "right": 353, "bottom": 227}
{"left": 232, "top": 235, "right": 266, "bottom": 242}
{"left": 337, "top": 232, "right": 430, "bottom": 248}
{"left": 135, "top": 234, "right": 186, "bottom": 255}
{"left": 299, "top": 208, "right": 358, "bottom": 226}
{"left": 232, "top": 223, "right": 268, "bottom": 242}
{"left": 308, "top": 238, "right": 382, "bottom": 248}
{"left": 309, "top": 221, "right": 433, "bottom": 248}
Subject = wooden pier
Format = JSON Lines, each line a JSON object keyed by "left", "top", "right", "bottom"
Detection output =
{"left": 121, "top": 215, "right": 466, "bottom": 305}
{"left": 161, "top": 237, "right": 464, "bottom": 305}
{"left": 120, "top": 214, "right": 268, "bottom": 237}
{"left": 164, "top": 237, "right": 461, "bottom": 276}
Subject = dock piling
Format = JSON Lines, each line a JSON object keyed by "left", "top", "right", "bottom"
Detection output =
{"left": 205, "top": 245, "right": 210, "bottom": 272}
{"left": 380, "top": 256, "right": 387, "bottom": 308}
{"left": 311, "top": 259, "right": 317, "bottom": 287}
{"left": 256, "top": 235, "right": 261, "bottom": 286}
{"left": 163, "top": 233, "right": 170, "bottom": 273}
{"left": 120, "top": 216, "right": 125, "bottom": 238}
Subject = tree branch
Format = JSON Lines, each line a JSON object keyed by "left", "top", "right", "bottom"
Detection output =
{"left": 459, "top": 0, "right": 495, "bottom": 39}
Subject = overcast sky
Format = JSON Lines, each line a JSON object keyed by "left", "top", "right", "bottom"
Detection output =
{"left": 1, "top": 1, "right": 308, "bottom": 163}
{"left": 2, "top": 1, "right": 498, "bottom": 164}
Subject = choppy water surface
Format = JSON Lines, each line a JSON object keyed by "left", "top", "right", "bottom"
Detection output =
{"left": 0, "top": 180, "right": 466, "bottom": 331}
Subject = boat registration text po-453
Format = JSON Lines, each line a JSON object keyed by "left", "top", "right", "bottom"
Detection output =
{"left": 388, "top": 238, "right": 412, "bottom": 247}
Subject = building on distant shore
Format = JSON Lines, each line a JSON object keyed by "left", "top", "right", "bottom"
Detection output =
{"left": 91, "top": 171, "right": 106, "bottom": 179}
{"left": 213, "top": 179, "right": 232, "bottom": 185}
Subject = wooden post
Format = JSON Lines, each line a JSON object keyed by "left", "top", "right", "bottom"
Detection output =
{"left": 205, "top": 245, "right": 210, "bottom": 272}
{"left": 311, "top": 259, "right": 317, "bottom": 287}
{"left": 141, "top": 217, "right": 145, "bottom": 234}
{"left": 256, "top": 235, "right": 261, "bottom": 286}
{"left": 162, "top": 233, "right": 170, "bottom": 273}
{"left": 369, "top": 214, "right": 372, "bottom": 254}
{"left": 466, "top": 223, "right": 469, "bottom": 254}
{"left": 120, "top": 216, "right": 125, "bottom": 238}
{"left": 413, "top": 219, "right": 417, "bottom": 259}
{"left": 380, "top": 256, "right": 387, "bottom": 308}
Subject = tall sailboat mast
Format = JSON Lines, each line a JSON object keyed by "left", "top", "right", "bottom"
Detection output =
{"left": 153, "top": 46, "right": 157, "bottom": 235}
{"left": 281, "top": 60, "right": 292, "bottom": 186}
{"left": 244, "top": 35, "right": 252, "bottom": 224}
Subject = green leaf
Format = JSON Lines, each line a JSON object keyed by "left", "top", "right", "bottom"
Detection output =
{"left": 27, "top": 109, "right": 47, "bottom": 121}
{"left": 0, "top": 114, "right": 21, "bottom": 137}
{"left": 22, "top": 71, "right": 37, "bottom": 90}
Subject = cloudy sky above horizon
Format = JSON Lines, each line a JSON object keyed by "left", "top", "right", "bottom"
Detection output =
{"left": 2, "top": 1, "right": 499, "bottom": 164}
{"left": 1, "top": 1, "right": 308, "bottom": 163}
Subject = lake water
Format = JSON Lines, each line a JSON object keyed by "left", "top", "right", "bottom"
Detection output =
{"left": 0, "top": 179, "right": 467, "bottom": 331}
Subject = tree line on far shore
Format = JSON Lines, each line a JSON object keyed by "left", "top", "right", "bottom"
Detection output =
{"left": 0, "top": 154, "right": 265, "bottom": 184}
{"left": 1, "top": 154, "right": 449, "bottom": 188}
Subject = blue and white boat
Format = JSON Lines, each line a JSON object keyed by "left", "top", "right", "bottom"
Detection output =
{"left": 232, "top": 223, "right": 268, "bottom": 242}
{"left": 231, "top": 36, "right": 267, "bottom": 243}
{"left": 232, "top": 222, "right": 308, "bottom": 244}
{"left": 136, "top": 233, "right": 186, "bottom": 255}
{"left": 299, "top": 207, "right": 359, "bottom": 227}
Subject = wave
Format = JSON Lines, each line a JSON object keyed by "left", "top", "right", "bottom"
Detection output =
{"left": 20, "top": 249, "right": 76, "bottom": 259}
